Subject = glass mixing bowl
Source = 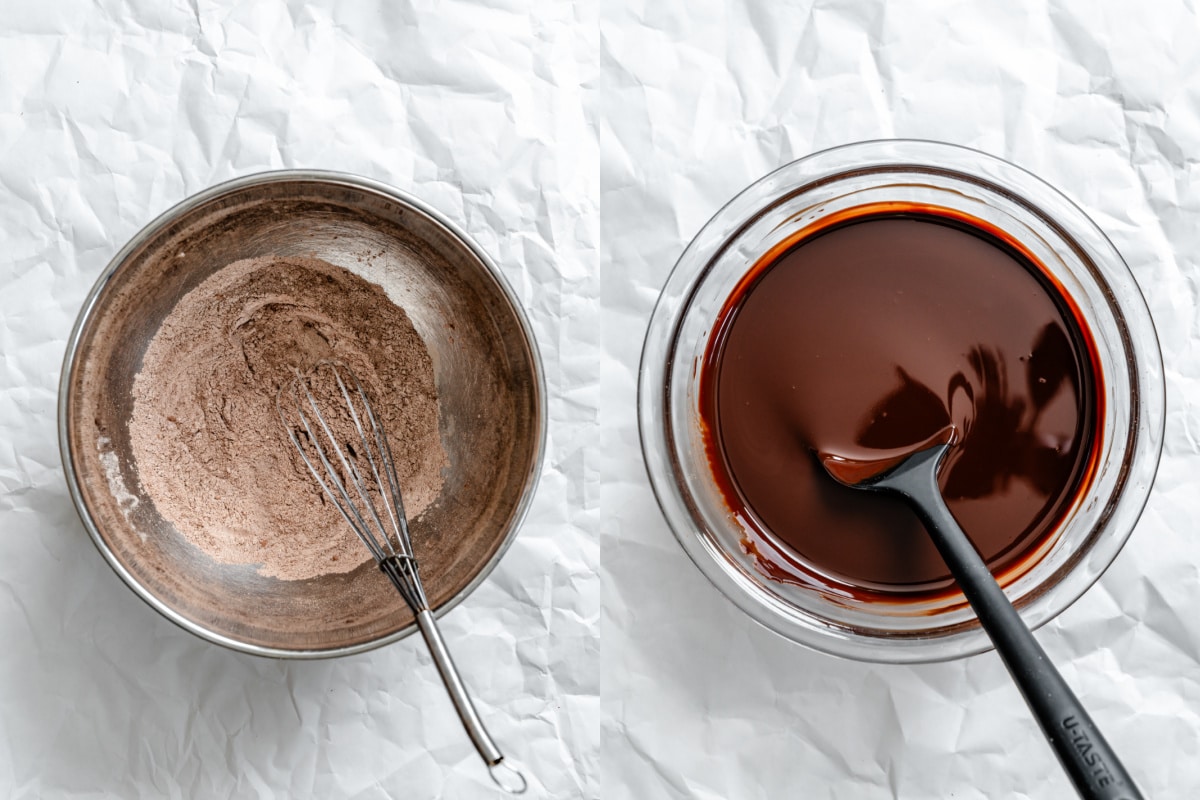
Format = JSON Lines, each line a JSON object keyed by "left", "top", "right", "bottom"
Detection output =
{"left": 639, "top": 140, "right": 1164, "bottom": 663}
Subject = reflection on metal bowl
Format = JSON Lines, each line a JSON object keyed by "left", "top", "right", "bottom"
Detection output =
{"left": 59, "top": 170, "right": 545, "bottom": 658}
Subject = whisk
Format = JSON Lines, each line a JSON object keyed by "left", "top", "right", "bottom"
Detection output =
{"left": 277, "top": 360, "right": 528, "bottom": 795}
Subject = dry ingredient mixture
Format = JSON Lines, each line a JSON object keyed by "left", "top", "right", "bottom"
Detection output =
{"left": 128, "top": 255, "right": 447, "bottom": 581}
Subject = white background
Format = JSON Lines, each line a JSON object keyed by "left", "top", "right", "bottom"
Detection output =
{"left": 0, "top": 1, "right": 597, "bottom": 798}
{"left": 599, "top": 1, "right": 1198, "bottom": 798}
{"left": 2, "top": 0, "right": 1199, "bottom": 798}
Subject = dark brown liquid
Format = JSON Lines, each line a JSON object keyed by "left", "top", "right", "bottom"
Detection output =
{"left": 701, "top": 206, "right": 1101, "bottom": 601}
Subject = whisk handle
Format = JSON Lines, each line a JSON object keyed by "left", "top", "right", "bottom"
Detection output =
{"left": 414, "top": 610, "right": 501, "bottom": 763}
{"left": 415, "top": 611, "right": 528, "bottom": 794}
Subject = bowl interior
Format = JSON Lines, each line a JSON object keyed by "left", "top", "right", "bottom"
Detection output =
{"left": 64, "top": 175, "right": 542, "bottom": 656}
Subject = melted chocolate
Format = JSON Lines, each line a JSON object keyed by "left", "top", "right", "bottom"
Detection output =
{"left": 701, "top": 208, "right": 1100, "bottom": 600}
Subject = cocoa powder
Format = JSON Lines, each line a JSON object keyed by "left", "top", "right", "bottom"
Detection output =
{"left": 128, "top": 255, "right": 447, "bottom": 581}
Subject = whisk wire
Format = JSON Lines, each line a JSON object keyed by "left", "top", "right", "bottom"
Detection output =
{"left": 329, "top": 364, "right": 411, "bottom": 557}
{"left": 303, "top": 375, "right": 396, "bottom": 558}
{"left": 279, "top": 375, "right": 389, "bottom": 563}
{"left": 280, "top": 395, "right": 380, "bottom": 561}
{"left": 354, "top": 372, "right": 413, "bottom": 547}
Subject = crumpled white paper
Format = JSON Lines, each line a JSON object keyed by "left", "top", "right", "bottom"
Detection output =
{"left": 598, "top": 1, "right": 1198, "bottom": 798}
{"left": 4, "top": 0, "right": 1200, "bottom": 797}
{"left": 0, "top": 1, "right": 598, "bottom": 798}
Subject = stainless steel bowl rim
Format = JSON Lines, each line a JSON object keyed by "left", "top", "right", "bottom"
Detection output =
{"left": 58, "top": 169, "right": 547, "bottom": 660}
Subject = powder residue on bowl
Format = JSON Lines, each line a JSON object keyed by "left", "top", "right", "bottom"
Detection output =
{"left": 127, "top": 255, "right": 447, "bottom": 581}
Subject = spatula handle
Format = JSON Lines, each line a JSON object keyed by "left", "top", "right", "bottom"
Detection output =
{"left": 886, "top": 446, "right": 1143, "bottom": 800}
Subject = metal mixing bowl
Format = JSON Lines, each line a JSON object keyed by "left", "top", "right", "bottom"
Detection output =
{"left": 59, "top": 170, "right": 545, "bottom": 658}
